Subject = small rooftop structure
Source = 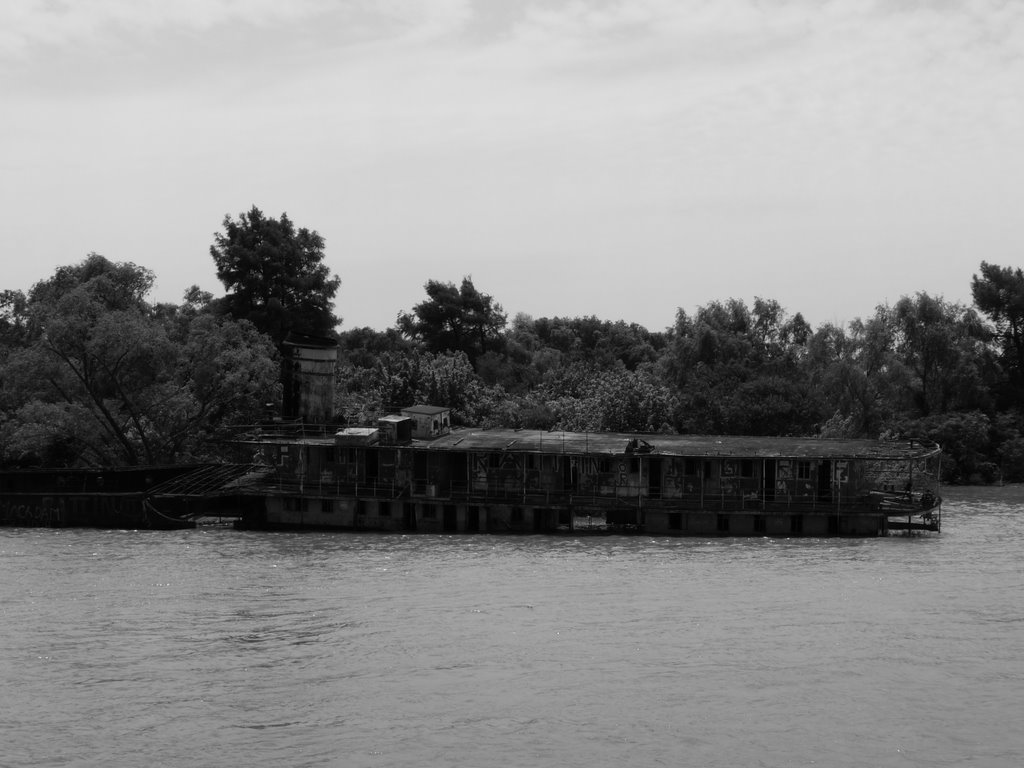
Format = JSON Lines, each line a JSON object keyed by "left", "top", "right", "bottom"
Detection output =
{"left": 334, "top": 427, "right": 379, "bottom": 447}
{"left": 401, "top": 405, "right": 451, "bottom": 439}
{"left": 378, "top": 415, "right": 413, "bottom": 445}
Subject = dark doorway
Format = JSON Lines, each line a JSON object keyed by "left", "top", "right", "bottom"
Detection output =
{"left": 448, "top": 452, "right": 468, "bottom": 496}
{"left": 648, "top": 458, "right": 662, "bottom": 500}
{"left": 414, "top": 451, "right": 427, "bottom": 489}
{"left": 533, "top": 508, "right": 545, "bottom": 532}
{"left": 817, "top": 460, "right": 833, "bottom": 502}
{"left": 764, "top": 460, "right": 777, "bottom": 502}
{"left": 443, "top": 504, "right": 458, "bottom": 532}
{"left": 364, "top": 449, "right": 379, "bottom": 482}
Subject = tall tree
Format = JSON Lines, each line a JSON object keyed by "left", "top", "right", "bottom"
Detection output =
{"left": 972, "top": 261, "right": 1024, "bottom": 396}
{"left": 0, "top": 289, "right": 30, "bottom": 351}
{"left": 889, "top": 293, "right": 990, "bottom": 416}
{"left": 804, "top": 322, "right": 888, "bottom": 436}
{"left": 397, "top": 277, "right": 506, "bottom": 365}
{"left": 1, "top": 257, "right": 279, "bottom": 467}
{"left": 660, "top": 298, "right": 818, "bottom": 434}
{"left": 210, "top": 206, "right": 340, "bottom": 346}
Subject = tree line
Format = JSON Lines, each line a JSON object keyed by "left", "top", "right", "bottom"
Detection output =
{"left": 2, "top": 206, "right": 1022, "bottom": 483}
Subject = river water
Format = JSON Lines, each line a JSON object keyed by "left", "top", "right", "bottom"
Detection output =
{"left": 1, "top": 487, "right": 1022, "bottom": 768}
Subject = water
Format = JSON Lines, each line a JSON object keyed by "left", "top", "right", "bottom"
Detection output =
{"left": 2, "top": 488, "right": 1022, "bottom": 768}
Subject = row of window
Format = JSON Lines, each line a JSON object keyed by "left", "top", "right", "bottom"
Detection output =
{"left": 274, "top": 444, "right": 826, "bottom": 484}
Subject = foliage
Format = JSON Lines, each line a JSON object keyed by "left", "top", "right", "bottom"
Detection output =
{"left": 0, "top": 289, "right": 30, "bottom": 351}
{"left": 888, "top": 293, "right": 991, "bottom": 416}
{"left": 972, "top": 261, "right": 1024, "bottom": 399}
{"left": 0, "top": 257, "right": 279, "bottom": 467}
{"left": 804, "top": 322, "right": 890, "bottom": 436}
{"left": 527, "top": 315, "right": 665, "bottom": 371}
{"left": 660, "top": 297, "right": 819, "bottom": 434}
{"left": 7, "top": 249, "right": 1024, "bottom": 483}
{"left": 895, "top": 411, "right": 997, "bottom": 484}
{"left": 539, "top": 364, "right": 677, "bottom": 433}
{"left": 210, "top": 206, "right": 340, "bottom": 346}
{"left": 397, "top": 277, "right": 506, "bottom": 365}
{"left": 29, "top": 253, "right": 155, "bottom": 313}
{"left": 337, "top": 326, "right": 412, "bottom": 369}
{"left": 338, "top": 349, "right": 494, "bottom": 427}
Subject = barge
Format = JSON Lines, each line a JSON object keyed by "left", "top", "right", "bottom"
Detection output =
{"left": 227, "top": 408, "right": 942, "bottom": 537}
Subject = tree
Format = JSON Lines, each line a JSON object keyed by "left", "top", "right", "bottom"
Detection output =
{"left": 659, "top": 298, "right": 819, "bottom": 434}
{"left": 397, "top": 277, "right": 506, "bottom": 365}
{"left": 889, "top": 293, "right": 990, "bottom": 416}
{"left": 721, "top": 376, "right": 815, "bottom": 435}
{"left": 28, "top": 253, "right": 154, "bottom": 315}
{"left": 804, "top": 322, "right": 888, "bottom": 436}
{"left": 972, "top": 261, "right": 1024, "bottom": 395}
{"left": 0, "top": 289, "right": 29, "bottom": 351}
{"left": 337, "top": 326, "right": 412, "bottom": 369}
{"left": 895, "top": 411, "right": 996, "bottom": 483}
{"left": 210, "top": 206, "right": 340, "bottom": 346}
{"left": 534, "top": 363, "right": 676, "bottom": 433}
{"left": 351, "top": 350, "right": 494, "bottom": 427}
{"left": 1, "top": 257, "right": 280, "bottom": 467}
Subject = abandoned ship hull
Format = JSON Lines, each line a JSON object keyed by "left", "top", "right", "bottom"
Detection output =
{"left": 232, "top": 421, "right": 943, "bottom": 537}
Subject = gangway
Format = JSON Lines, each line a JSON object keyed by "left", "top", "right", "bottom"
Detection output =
{"left": 143, "top": 463, "right": 274, "bottom": 522}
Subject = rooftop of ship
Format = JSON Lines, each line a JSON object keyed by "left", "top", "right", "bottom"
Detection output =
{"left": 253, "top": 423, "right": 940, "bottom": 460}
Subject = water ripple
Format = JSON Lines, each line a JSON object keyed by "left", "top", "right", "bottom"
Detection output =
{"left": 2, "top": 493, "right": 1023, "bottom": 767}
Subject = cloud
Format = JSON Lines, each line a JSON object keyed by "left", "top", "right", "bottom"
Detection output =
{"left": 0, "top": 1, "right": 291, "bottom": 56}
{"left": 0, "top": 0, "right": 473, "bottom": 60}
{"left": 3, "top": 0, "right": 1024, "bottom": 329}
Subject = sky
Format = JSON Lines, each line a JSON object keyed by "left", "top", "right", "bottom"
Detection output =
{"left": 2, "top": 0, "right": 1023, "bottom": 333}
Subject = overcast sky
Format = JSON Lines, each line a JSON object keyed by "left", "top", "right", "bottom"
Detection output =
{"left": 3, "top": 0, "right": 1022, "bottom": 333}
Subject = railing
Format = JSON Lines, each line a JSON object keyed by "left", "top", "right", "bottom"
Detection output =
{"left": 232, "top": 420, "right": 341, "bottom": 440}
{"left": 252, "top": 473, "right": 410, "bottom": 500}
{"left": 877, "top": 489, "right": 942, "bottom": 531}
{"left": 409, "top": 478, "right": 885, "bottom": 515}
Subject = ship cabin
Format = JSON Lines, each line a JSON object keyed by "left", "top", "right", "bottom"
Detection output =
{"left": 237, "top": 421, "right": 942, "bottom": 537}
